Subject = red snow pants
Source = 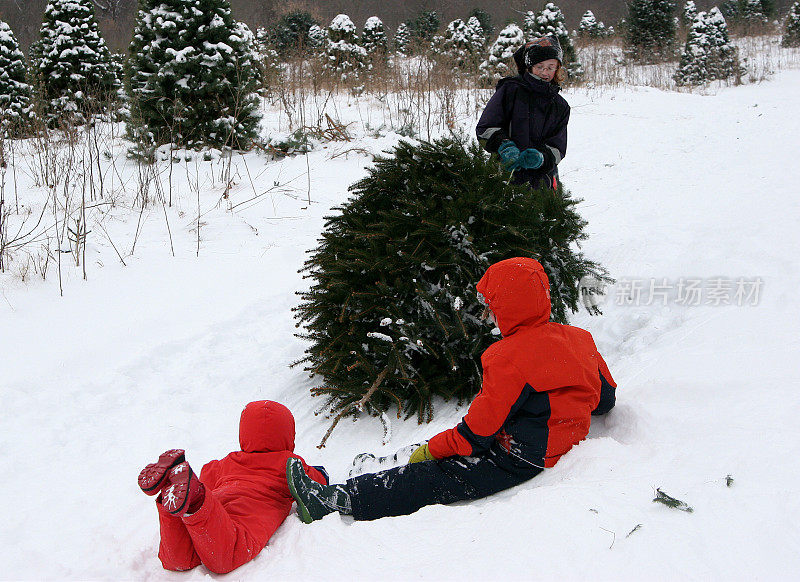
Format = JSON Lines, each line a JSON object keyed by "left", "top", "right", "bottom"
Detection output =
{"left": 156, "top": 492, "right": 288, "bottom": 574}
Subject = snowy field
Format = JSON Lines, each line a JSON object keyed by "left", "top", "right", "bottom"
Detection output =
{"left": 2, "top": 69, "right": 800, "bottom": 580}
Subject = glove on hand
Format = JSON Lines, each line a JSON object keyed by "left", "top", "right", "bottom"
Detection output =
{"left": 517, "top": 148, "right": 544, "bottom": 170}
{"left": 408, "top": 443, "right": 436, "bottom": 464}
{"left": 497, "top": 140, "right": 521, "bottom": 168}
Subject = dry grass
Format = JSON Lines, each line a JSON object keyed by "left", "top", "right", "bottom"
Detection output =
{"left": 2, "top": 33, "right": 799, "bottom": 286}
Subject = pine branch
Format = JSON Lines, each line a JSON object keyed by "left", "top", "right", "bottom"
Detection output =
{"left": 626, "top": 524, "right": 643, "bottom": 538}
{"left": 653, "top": 488, "right": 694, "bottom": 512}
{"left": 317, "top": 365, "right": 391, "bottom": 449}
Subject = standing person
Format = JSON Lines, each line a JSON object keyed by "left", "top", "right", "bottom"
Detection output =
{"left": 286, "top": 257, "right": 617, "bottom": 523}
{"left": 138, "top": 400, "right": 328, "bottom": 574}
{"left": 476, "top": 36, "right": 570, "bottom": 190}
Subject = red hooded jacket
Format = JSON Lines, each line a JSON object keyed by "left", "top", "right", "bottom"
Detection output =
{"left": 158, "top": 401, "right": 327, "bottom": 573}
{"left": 427, "top": 258, "right": 616, "bottom": 468}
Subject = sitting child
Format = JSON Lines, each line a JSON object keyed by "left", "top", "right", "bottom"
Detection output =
{"left": 138, "top": 400, "right": 328, "bottom": 574}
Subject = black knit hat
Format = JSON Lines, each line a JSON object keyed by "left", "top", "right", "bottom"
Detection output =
{"left": 523, "top": 35, "right": 563, "bottom": 68}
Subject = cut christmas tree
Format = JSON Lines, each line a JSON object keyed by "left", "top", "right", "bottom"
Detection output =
{"left": 293, "top": 137, "right": 610, "bottom": 442}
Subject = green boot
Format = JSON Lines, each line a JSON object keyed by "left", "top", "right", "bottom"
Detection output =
{"left": 286, "top": 458, "right": 352, "bottom": 523}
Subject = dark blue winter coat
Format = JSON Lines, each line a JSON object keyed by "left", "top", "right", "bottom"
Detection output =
{"left": 476, "top": 73, "right": 570, "bottom": 189}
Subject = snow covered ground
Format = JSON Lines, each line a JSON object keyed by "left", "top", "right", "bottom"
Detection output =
{"left": 2, "top": 69, "right": 800, "bottom": 580}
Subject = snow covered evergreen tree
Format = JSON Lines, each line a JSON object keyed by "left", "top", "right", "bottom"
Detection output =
{"left": 412, "top": 10, "right": 440, "bottom": 43}
{"left": 0, "top": 20, "right": 34, "bottom": 136}
{"left": 579, "top": 10, "right": 599, "bottom": 36}
{"left": 264, "top": 11, "right": 317, "bottom": 56}
{"left": 479, "top": 23, "right": 524, "bottom": 84}
{"left": 294, "top": 137, "right": 609, "bottom": 425}
{"left": 255, "top": 27, "right": 282, "bottom": 91}
{"left": 674, "top": 8, "right": 742, "bottom": 85}
{"left": 393, "top": 22, "right": 411, "bottom": 57}
{"left": 682, "top": 1, "right": 698, "bottom": 27}
{"left": 322, "top": 14, "right": 367, "bottom": 85}
{"left": 720, "top": 0, "right": 774, "bottom": 29}
{"left": 740, "top": 0, "right": 768, "bottom": 31}
{"left": 465, "top": 16, "right": 486, "bottom": 54}
{"left": 624, "top": 0, "right": 678, "bottom": 62}
{"left": 394, "top": 22, "right": 412, "bottom": 55}
{"left": 127, "top": 0, "right": 261, "bottom": 150}
{"left": 29, "top": 0, "right": 120, "bottom": 125}
{"left": 362, "top": 17, "right": 389, "bottom": 67}
{"left": 307, "top": 24, "right": 328, "bottom": 50}
{"left": 524, "top": 3, "right": 583, "bottom": 79}
{"left": 440, "top": 19, "right": 474, "bottom": 72}
{"left": 782, "top": 1, "right": 800, "bottom": 47}
{"left": 578, "top": 10, "right": 613, "bottom": 38}
{"left": 468, "top": 8, "right": 493, "bottom": 36}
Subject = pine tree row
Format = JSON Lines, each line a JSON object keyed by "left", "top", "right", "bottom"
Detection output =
{"left": 1, "top": 0, "right": 260, "bottom": 149}
{"left": 4, "top": 1, "right": 800, "bottom": 139}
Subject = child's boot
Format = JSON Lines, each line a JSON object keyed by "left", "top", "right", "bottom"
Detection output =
{"left": 138, "top": 449, "right": 185, "bottom": 496}
{"left": 286, "top": 458, "right": 351, "bottom": 523}
{"left": 161, "top": 462, "right": 205, "bottom": 516}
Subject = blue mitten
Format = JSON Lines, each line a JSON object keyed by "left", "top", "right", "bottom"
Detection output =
{"left": 497, "top": 140, "right": 521, "bottom": 169}
{"left": 517, "top": 148, "right": 544, "bottom": 170}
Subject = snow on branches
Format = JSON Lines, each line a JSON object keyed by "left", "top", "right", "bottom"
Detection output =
{"left": 127, "top": 0, "right": 261, "bottom": 150}
{"left": 0, "top": 20, "right": 34, "bottom": 136}
{"left": 675, "top": 8, "right": 743, "bottom": 86}
{"left": 29, "top": 0, "right": 120, "bottom": 125}
{"left": 479, "top": 24, "right": 524, "bottom": 84}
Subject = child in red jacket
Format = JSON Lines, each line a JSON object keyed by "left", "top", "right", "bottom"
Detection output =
{"left": 138, "top": 400, "right": 328, "bottom": 574}
{"left": 287, "top": 257, "right": 617, "bottom": 522}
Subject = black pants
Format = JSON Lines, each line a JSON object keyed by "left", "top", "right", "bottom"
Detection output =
{"left": 346, "top": 444, "right": 543, "bottom": 521}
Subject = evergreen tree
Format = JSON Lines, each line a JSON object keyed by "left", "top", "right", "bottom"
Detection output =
{"left": 322, "top": 14, "right": 367, "bottom": 84}
{"left": 720, "top": 0, "right": 775, "bottom": 27}
{"left": 761, "top": 0, "right": 777, "bottom": 19}
{"left": 782, "top": 1, "right": 800, "bottom": 47}
{"left": 579, "top": 10, "right": 599, "bottom": 36}
{"left": 524, "top": 3, "right": 583, "bottom": 80}
{"left": 362, "top": 16, "right": 389, "bottom": 67}
{"left": 579, "top": 10, "right": 613, "bottom": 38}
{"left": 674, "top": 8, "right": 742, "bottom": 85}
{"left": 479, "top": 23, "right": 524, "bottom": 84}
{"left": 624, "top": 0, "right": 678, "bottom": 62}
{"left": 465, "top": 16, "right": 487, "bottom": 54}
{"left": 307, "top": 24, "right": 328, "bottom": 50}
{"left": 294, "top": 137, "right": 609, "bottom": 425}
{"left": 412, "top": 10, "right": 440, "bottom": 43}
{"left": 265, "top": 11, "right": 317, "bottom": 57}
{"left": 255, "top": 27, "right": 282, "bottom": 91}
{"left": 0, "top": 20, "right": 34, "bottom": 136}
{"left": 29, "top": 0, "right": 120, "bottom": 125}
{"left": 394, "top": 22, "right": 412, "bottom": 55}
{"left": 440, "top": 19, "right": 474, "bottom": 72}
{"left": 741, "top": 0, "right": 768, "bottom": 32}
{"left": 682, "top": 0, "right": 698, "bottom": 27}
{"left": 127, "top": 0, "right": 261, "bottom": 150}
{"left": 468, "top": 8, "right": 493, "bottom": 36}
{"left": 720, "top": 0, "right": 740, "bottom": 20}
